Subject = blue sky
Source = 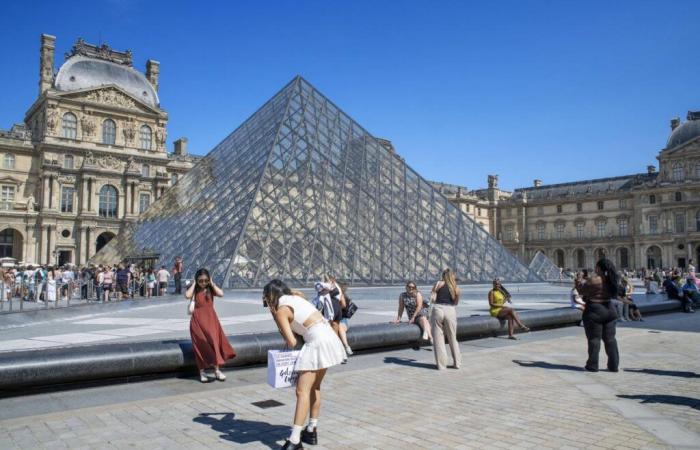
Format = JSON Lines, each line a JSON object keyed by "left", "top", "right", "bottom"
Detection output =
{"left": 1, "top": 0, "right": 698, "bottom": 191}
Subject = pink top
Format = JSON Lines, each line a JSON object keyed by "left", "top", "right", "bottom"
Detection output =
{"left": 102, "top": 272, "right": 113, "bottom": 284}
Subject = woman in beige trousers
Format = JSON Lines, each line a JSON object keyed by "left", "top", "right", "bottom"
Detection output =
{"left": 430, "top": 268, "right": 461, "bottom": 370}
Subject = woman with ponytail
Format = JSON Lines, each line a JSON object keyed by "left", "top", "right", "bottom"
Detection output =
{"left": 429, "top": 268, "right": 461, "bottom": 370}
{"left": 576, "top": 258, "right": 621, "bottom": 372}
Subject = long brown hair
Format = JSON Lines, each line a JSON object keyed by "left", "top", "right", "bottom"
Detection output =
{"left": 441, "top": 268, "right": 459, "bottom": 300}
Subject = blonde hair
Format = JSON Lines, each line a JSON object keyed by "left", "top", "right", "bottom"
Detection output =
{"left": 441, "top": 268, "right": 459, "bottom": 300}
{"left": 290, "top": 289, "right": 306, "bottom": 299}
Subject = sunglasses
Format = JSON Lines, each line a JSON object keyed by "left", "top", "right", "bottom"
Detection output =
{"left": 407, "top": 285, "right": 416, "bottom": 290}
{"left": 197, "top": 278, "right": 209, "bottom": 284}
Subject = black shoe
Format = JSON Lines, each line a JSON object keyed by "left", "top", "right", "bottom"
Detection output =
{"left": 608, "top": 367, "right": 619, "bottom": 373}
{"left": 584, "top": 365, "right": 599, "bottom": 372}
{"left": 281, "top": 439, "right": 303, "bottom": 450}
{"left": 301, "top": 428, "right": 317, "bottom": 445}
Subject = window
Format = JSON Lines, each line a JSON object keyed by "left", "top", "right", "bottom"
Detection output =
{"left": 619, "top": 199, "right": 627, "bottom": 209}
{"left": 3, "top": 153, "right": 15, "bottom": 169}
{"left": 102, "top": 119, "right": 116, "bottom": 145}
{"left": 0, "top": 228, "right": 13, "bottom": 257}
{"left": 576, "top": 222, "right": 584, "bottom": 238}
{"left": 64, "top": 155, "right": 74, "bottom": 170}
{"left": 618, "top": 219, "right": 628, "bottom": 236}
{"left": 504, "top": 224, "right": 514, "bottom": 241}
{"left": 648, "top": 215, "right": 658, "bottom": 234}
{"left": 696, "top": 162, "right": 700, "bottom": 179}
{"left": 696, "top": 211, "right": 700, "bottom": 232}
{"left": 139, "top": 125, "right": 152, "bottom": 150}
{"left": 506, "top": 208, "right": 512, "bottom": 218}
{"left": 576, "top": 202, "right": 582, "bottom": 212}
{"left": 675, "top": 192, "right": 682, "bottom": 202}
{"left": 555, "top": 223, "right": 564, "bottom": 239}
{"left": 556, "top": 205, "right": 562, "bottom": 214}
{"left": 675, "top": 213, "right": 685, "bottom": 233}
{"left": 477, "top": 207, "right": 481, "bottom": 216}
{"left": 597, "top": 201, "right": 604, "bottom": 210}
{"left": 98, "top": 185, "right": 118, "bottom": 218}
{"left": 596, "top": 221, "right": 606, "bottom": 237}
{"left": 141, "top": 164, "right": 150, "bottom": 178}
{"left": 536, "top": 223, "right": 545, "bottom": 240}
{"left": 537, "top": 206, "right": 544, "bottom": 216}
{"left": 60, "top": 186, "right": 74, "bottom": 213}
{"left": 1, "top": 185, "right": 15, "bottom": 210}
{"left": 61, "top": 112, "right": 77, "bottom": 139}
{"left": 139, "top": 193, "right": 151, "bottom": 213}
{"left": 619, "top": 248, "right": 629, "bottom": 269}
{"left": 649, "top": 194, "right": 656, "bottom": 204}
{"left": 576, "top": 249, "right": 585, "bottom": 268}
{"left": 171, "top": 173, "right": 178, "bottom": 185}
{"left": 672, "top": 163, "right": 683, "bottom": 181}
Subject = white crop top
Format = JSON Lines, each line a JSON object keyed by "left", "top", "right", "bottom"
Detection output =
{"left": 277, "top": 295, "right": 319, "bottom": 336}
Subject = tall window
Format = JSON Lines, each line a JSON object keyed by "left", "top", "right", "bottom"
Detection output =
{"left": 675, "top": 191, "right": 682, "bottom": 202}
{"left": 504, "top": 224, "right": 514, "bottom": 241}
{"left": 576, "top": 249, "right": 585, "bottom": 268}
{"left": 619, "top": 199, "right": 627, "bottom": 209}
{"left": 102, "top": 119, "right": 116, "bottom": 145}
{"left": 648, "top": 215, "right": 658, "bottom": 234}
{"left": 537, "top": 206, "right": 544, "bottom": 216}
{"left": 0, "top": 228, "right": 13, "bottom": 258}
{"left": 536, "top": 223, "right": 545, "bottom": 240}
{"left": 576, "top": 222, "right": 584, "bottom": 238}
{"left": 675, "top": 213, "right": 685, "bottom": 233}
{"left": 576, "top": 202, "right": 582, "bottom": 212}
{"left": 696, "top": 162, "right": 700, "bottom": 179}
{"left": 619, "top": 248, "right": 629, "bottom": 269}
{"left": 64, "top": 155, "right": 74, "bottom": 170}
{"left": 618, "top": 219, "right": 628, "bottom": 236}
{"left": 1, "top": 185, "right": 15, "bottom": 210}
{"left": 99, "top": 185, "right": 118, "bottom": 218}
{"left": 696, "top": 211, "right": 700, "bottom": 231}
{"left": 597, "top": 201, "right": 604, "bottom": 210}
{"left": 649, "top": 194, "right": 656, "bottom": 204}
{"left": 139, "top": 125, "right": 152, "bottom": 150}
{"left": 555, "top": 223, "right": 564, "bottom": 239}
{"left": 506, "top": 208, "right": 512, "bottom": 218}
{"left": 171, "top": 173, "right": 178, "bottom": 185}
{"left": 139, "top": 193, "right": 151, "bottom": 213}
{"left": 3, "top": 153, "right": 15, "bottom": 169}
{"left": 60, "top": 186, "right": 74, "bottom": 213}
{"left": 556, "top": 205, "right": 562, "bottom": 214}
{"left": 672, "top": 163, "right": 683, "bottom": 181}
{"left": 61, "top": 112, "right": 77, "bottom": 139}
{"left": 141, "top": 164, "right": 150, "bottom": 178}
{"left": 596, "top": 221, "right": 606, "bottom": 237}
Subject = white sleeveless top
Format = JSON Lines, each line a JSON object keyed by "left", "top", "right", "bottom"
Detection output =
{"left": 278, "top": 295, "right": 319, "bottom": 336}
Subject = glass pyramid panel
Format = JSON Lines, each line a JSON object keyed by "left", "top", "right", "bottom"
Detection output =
{"left": 94, "top": 76, "right": 542, "bottom": 286}
{"left": 528, "top": 251, "right": 571, "bottom": 282}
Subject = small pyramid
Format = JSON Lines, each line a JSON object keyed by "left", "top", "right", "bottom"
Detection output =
{"left": 94, "top": 77, "right": 541, "bottom": 286}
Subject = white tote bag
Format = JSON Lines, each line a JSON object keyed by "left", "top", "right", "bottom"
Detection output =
{"left": 267, "top": 349, "right": 300, "bottom": 388}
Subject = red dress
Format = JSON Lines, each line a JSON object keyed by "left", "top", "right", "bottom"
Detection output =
{"left": 189, "top": 290, "right": 236, "bottom": 370}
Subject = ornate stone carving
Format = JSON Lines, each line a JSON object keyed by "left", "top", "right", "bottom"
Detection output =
{"left": 45, "top": 107, "right": 58, "bottom": 134}
{"left": 126, "top": 156, "right": 140, "bottom": 173}
{"left": 86, "top": 88, "right": 137, "bottom": 109}
{"left": 82, "top": 151, "right": 98, "bottom": 168}
{"left": 58, "top": 175, "right": 76, "bottom": 184}
{"left": 80, "top": 113, "right": 96, "bottom": 137}
{"left": 155, "top": 126, "right": 167, "bottom": 149}
{"left": 99, "top": 155, "right": 122, "bottom": 170}
{"left": 65, "top": 38, "right": 133, "bottom": 66}
{"left": 122, "top": 118, "right": 136, "bottom": 144}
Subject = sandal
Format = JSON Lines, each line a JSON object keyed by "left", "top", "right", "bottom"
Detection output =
{"left": 508, "top": 335, "right": 518, "bottom": 340}
{"left": 200, "top": 370, "right": 211, "bottom": 383}
{"left": 521, "top": 326, "right": 530, "bottom": 332}
{"left": 214, "top": 369, "right": 226, "bottom": 381}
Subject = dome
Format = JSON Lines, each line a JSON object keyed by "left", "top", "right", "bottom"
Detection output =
{"left": 666, "top": 113, "right": 700, "bottom": 149}
{"left": 54, "top": 55, "right": 159, "bottom": 108}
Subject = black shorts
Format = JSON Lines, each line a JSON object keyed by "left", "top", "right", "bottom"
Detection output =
{"left": 117, "top": 281, "right": 129, "bottom": 294}
{"left": 159, "top": 282, "right": 167, "bottom": 291}
{"left": 330, "top": 297, "right": 342, "bottom": 322}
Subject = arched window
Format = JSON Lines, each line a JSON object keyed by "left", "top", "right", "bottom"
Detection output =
{"left": 102, "top": 119, "right": 116, "bottom": 145}
{"left": 64, "top": 154, "right": 74, "bottom": 170}
{"left": 62, "top": 113, "right": 77, "bottom": 139}
{"left": 696, "top": 210, "right": 700, "bottom": 232}
{"left": 141, "top": 164, "right": 150, "bottom": 178}
{"left": 696, "top": 162, "right": 700, "bottom": 179}
{"left": 617, "top": 248, "right": 629, "bottom": 269}
{"left": 672, "top": 162, "right": 683, "bottom": 181}
{"left": 139, "top": 125, "right": 152, "bottom": 150}
{"left": 3, "top": 153, "right": 15, "bottom": 169}
{"left": 98, "top": 185, "right": 118, "bottom": 218}
{"left": 575, "top": 249, "right": 585, "bottom": 268}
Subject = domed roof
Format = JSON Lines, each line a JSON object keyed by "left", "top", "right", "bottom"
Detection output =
{"left": 55, "top": 55, "right": 159, "bottom": 108}
{"left": 666, "top": 112, "right": 700, "bottom": 150}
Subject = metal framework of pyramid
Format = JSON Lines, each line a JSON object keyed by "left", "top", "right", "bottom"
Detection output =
{"left": 95, "top": 77, "right": 541, "bottom": 287}
{"left": 528, "top": 251, "right": 571, "bottom": 282}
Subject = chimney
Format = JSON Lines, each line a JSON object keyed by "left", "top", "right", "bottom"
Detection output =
{"left": 533, "top": 179, "right": 542, "bottom": 188}
{"left": 146, "top": 59, "right": 160, "bottom": 92}
{"left": 647, "top": 165, "right": 656, "bottom": 174}
{"left": 173, "top": 137, "right": 188, "bottom": 156}
{"left": 670, "top": 117, "right": 680, "bottom": 131}
{"left": 39, "top": 34, "right": 56, "bottom": 96}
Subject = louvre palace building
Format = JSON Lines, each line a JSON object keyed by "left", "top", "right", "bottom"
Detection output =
{"left": 0, "top": 35, "right": 199, "bottom": 266}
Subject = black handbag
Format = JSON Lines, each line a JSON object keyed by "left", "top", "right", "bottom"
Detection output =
{"left": 343, "top": 299, "right": 358, "bottom": 318}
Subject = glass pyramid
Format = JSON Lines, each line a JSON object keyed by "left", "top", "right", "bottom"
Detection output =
{"left": 95, "top": 76, "right": 542, "bottom": 287}
{"left": 528, "top": 251, "right": 570, "bottom": 282}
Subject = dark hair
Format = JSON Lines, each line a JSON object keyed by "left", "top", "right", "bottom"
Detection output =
{"left": 596, "top": 258, "right": 622, "bottom": 299}
{"left": 193, "top": 268, "right": 214, "bottom": 297}
{"left": 263, "top": 279, "right": 292, "bottom": 307}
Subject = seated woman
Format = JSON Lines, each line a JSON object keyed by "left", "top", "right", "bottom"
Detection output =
{"left": 392, "top": 281, "right": 433, "bottom": 343}
{"left": 570, "top": 275, "right": 585, "bottom": 311}
{"left": 488, "top": 278, "right": 529, "bottom": 339}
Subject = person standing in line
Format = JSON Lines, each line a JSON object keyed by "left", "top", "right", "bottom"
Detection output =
{"left": 173, "top": 256, "right": 183, "bottom": 295}
{"left": 146, "top": 268, "right": 156, "bottom": 298}
{"left": 393, "top": 281, "right": 433, "bottom": 343}
{"left": 186, "top": 268, "right": 235, "bottom": 383}
{"left": 101, "top": 266, "right": 113, "bottom": 302}
{"left": 430, "top": 268, "right": 461, "bottom": 370}
{"left": 577, "top": 258, "right": 621, "bottom": 372}
{"left": 157, "top": 265, "right": 170, "bottom": 296}
{"left": 46, "top": 267, "right": 57, "bottom": 303}
{"left": 263, "top": 279, "right": 346, "bottom": 450}
{"left": 488, "top": 278, "right": 529, "bottom": 339}
{"left": 60, "top": 266, "right": 75, "bottom": 302}
{"left": 115, "top": 264, "right": 131, "bottom": 300}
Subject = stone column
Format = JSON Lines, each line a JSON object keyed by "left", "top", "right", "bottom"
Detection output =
{"left": 49, "top": 176, "right": 56, "bottom": 210}
{"left": 85, "top": 227, "right": 91, "bottom": 262}
{"left": 81, "top": 178, "right": 88, "bottom": 213}
{"left": 79, "top": 227, "right": 86, "bottom": 265}
{"left": 123, "top": 182, "right": 130, "bottom": 219}
{"left": 42, "top": 176, "right": 50, "bottom": 210}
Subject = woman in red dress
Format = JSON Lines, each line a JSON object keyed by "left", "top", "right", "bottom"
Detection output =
{"left": 186, "top": 268, "right": 236, "bottom": 382}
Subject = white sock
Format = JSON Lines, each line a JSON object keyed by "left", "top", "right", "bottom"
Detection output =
{"left": 307, "top": 418, "right": 318, "bottom": 431}
{"left": 289, "top": 425, "right": 303, "bottom": 444}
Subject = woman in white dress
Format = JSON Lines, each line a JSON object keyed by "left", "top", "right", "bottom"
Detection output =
{"left": 46, "top": 269, "right": 57, "bottom": 302}
{"left": 263, "top": 279, "right": 346, "bottom": 450}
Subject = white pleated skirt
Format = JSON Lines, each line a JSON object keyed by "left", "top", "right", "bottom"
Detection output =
{"left": 295, "top": 321, "right": 347, "bottom": 371}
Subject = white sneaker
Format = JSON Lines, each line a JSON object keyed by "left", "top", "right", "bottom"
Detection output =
{"left": 214, "top": 369, "right": 226, "bottom": 381}
{"left": 345, "top": 346, "right": 353, "bottom": 356}
{"left": 200, "top": 370, "right": 211, "bottom": 383}
{"left": 422, "top": 331, "right": 428, "bottom": 340}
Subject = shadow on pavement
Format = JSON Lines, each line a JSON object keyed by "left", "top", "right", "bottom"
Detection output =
{"left": 512, "top": 360, "right": 584, "bottom": 371}
{"left": 617, "top": 395, "right": 700, "bottom": 411}
{"left": 624, "top": 368, "right": 700, "bottom": 378}
{"left": 194, "top": 412, "right": 288, "bottom": 448}
{"left": 384, "top": 356, "right": 435, "bottom": 370}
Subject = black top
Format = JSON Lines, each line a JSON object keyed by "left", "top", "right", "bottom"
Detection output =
{"left": 435, "top": 283, "right": 454, "bottom": 305}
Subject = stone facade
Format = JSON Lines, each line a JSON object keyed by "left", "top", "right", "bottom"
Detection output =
{"left": 0, "top": 35, "right": 199, "bottom": 265}
{"left": 435, "top": 115, "right": 700, "bottom": 271}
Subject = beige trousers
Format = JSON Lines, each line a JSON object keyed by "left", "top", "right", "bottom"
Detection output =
{"left": 430, "top": 304, "right": 461, "bottom": 370}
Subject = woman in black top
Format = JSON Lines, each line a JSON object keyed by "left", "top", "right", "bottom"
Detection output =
{"left": 576, "top": 258, "right": 620, "bottom": 372}
{"left": 429, "top": 268, "right": 461, "bottom": 370}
